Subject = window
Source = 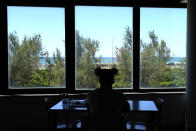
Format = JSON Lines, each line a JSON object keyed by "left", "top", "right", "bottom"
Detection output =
{"left": 8, "top": 6, "right": 65, "bottom": 89}
{"left": 140, "top": 8, "right": 187, "bottom": 88}
{"left": 1, "top": 0, "right": 186, "bottom": 94}
{"left": 75, "top": 6, "right": 133, "bottom": 89}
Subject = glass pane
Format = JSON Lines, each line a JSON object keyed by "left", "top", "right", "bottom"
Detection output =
{"left": 140, "top": 8, "right": 187, "bottom": 88}
{"left": 8, "top": 6, "right": 65, "bottom": 88}
{"left": 75, "top": 6, "right": 133, "bottom": 89}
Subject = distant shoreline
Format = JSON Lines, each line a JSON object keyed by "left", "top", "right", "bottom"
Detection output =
{"left": 39, "top": 56, "right": 186, "bottom": 65}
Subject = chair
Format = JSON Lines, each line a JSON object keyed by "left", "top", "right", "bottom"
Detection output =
{"left": 126, "top": 122, "right": 148, "bottom": 131}
{"left": 154, "top": 98, "right": 165, "bottom": 131}
{"left": 81, "top": 112, "right": 126, "bottom": 131}
{"left": 126, "top": 98, "right": 165, "bottom": 131}
{"left": 45, "top": 97, "right": 82, "bottom": 129}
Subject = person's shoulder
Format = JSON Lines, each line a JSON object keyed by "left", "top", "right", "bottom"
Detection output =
{"left": 112, "top": 90, "right": 123, "bottom": 95}
{"left": 112, "top": 90, "right": 126, "bottom": 98}
{"left": 88, "top": 88, "right": 101, "bottom": 96}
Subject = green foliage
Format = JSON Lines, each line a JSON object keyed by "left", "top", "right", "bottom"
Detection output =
{"left": 8, "top": 29, "right": 186, "bottom": 89}
{"left": 169, "top": 68, "right": 186, "bottom": 87}
{"left": 9, "top": 32, "right": 42, "bottom": 87}
{"left": 76, "top": 31, "right": 100, "bottom": 88}
{"left": 29, "top": 70, "right": 50, "bottom": 87}
{"left": 140, "top": 31, "right": 172, "bottom": 87}
{"left": 114, "top": 28, "right": 186, "bottom": 88}
{"left": 8, "top": 32, "right": 65, "bottom": 88}
{"left": 51, "top": 49, "right": 65, "bottom": 87}
{"left": 114, "top": 26, "right": 133, "bottom": 88}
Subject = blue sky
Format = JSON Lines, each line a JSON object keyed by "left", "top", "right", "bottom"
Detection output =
{"left": 8, "top": 6, "right": 65, "bottom": 57}
{"left": 140, "top": 8, "right": 187, "bottom": 57}
{"left": 8, "top": 6, "right": 187, "bottom": 58}
{"left": 75, "top": 6, "right": 133, "bottom": 57}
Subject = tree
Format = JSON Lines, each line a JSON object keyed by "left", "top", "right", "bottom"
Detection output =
{"left": 76, "top": 31, "right": 101, "bottom": 88}
{"left": 30, "top": 70, "right": 49, "bottom": 87}
{"left": 51, "top": 49, "right": 65, "bottom": 87}
{"left": 140, "top": 31, "right": 171, "bottom": 87}
{"left": 8, "top": 32, "right": 43, "bottom": 87}
{"left": 9, "top": 30, "right": 185, "bottom": 89}
{"left": 9, "top": 32, "right": 66, "bottom": 88}
{"left": 114, "top": 26, "right": 133, "bottom": 88}
{"left": 45, "top": 52, "right": 53, "bottom": 86}
{"left": 75, "top": 30, "right": 83, "bottom": 67}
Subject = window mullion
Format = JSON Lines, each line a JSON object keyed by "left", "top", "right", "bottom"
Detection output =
{"left": 133, "top": 4, "right": 140, "bottom": 92}
{"left": 66, "top": 2, "right": 75, "bottom": 93}
{"left": 1, "top": 2, "right": 9, "bottom": 94}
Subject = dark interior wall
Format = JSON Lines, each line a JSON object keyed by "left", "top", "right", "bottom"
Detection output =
{"left": 0, "top": 95, "right": 61, "bottom": 130}
{"left": 186, "top": 0, "right": 196, "bottom": 129}
{"left": 0, "top": 93, "right": 185, "bottom": 130}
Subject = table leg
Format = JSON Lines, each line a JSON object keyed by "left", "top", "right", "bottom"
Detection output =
{"left": 147, "top": 112, "right": 158, "bottom": 131}
{"left": 48, "top": 110, "right": 57, "bottom": 129}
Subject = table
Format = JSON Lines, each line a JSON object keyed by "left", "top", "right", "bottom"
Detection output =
{"left": 48, "top": 99, "right": 158, "bottom": 129}
{"left": 126, "top": 100, "right": 158, "bottom": 130}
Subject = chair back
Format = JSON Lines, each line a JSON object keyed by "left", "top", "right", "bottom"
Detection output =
{"left": 154, "top": 97, "right": 165, "bottom": 130}
{"left": 155, "top": 98, "right": 165, "bottom": 115}
{"left": 82, "top": 112, "right": 126, "bottom": 131}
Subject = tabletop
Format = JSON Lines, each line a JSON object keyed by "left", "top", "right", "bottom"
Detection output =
{"left": 50, "top": 99, "right": 158, "bottom": 112}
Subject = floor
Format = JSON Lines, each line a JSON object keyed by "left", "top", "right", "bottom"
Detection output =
{"left": 56, "top": 121, "right": 186, "bottom": 131}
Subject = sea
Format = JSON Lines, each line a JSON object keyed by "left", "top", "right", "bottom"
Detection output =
{"left": 39, "top": 57, "right": 185, "bottom": 65}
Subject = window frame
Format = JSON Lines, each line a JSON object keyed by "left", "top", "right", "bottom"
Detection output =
{"left": 1, "top": 0, "right": 69, "bottom": 94}
{"left": 139, "top": 6, "right": 187, "bottom": 92}
{"left": 0, "top": 0, "right": 186, "bottom": 95}
{"left": 138, "top": 3, "right": 187, "bottom": 93}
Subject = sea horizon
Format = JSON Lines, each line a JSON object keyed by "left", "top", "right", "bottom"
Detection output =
{"left": 39, "top": 56, "right": 185, "bottom": 65}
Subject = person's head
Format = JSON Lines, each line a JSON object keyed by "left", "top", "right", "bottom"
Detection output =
{"left": 95, "top": 67, "right": 118, "bottom": 88}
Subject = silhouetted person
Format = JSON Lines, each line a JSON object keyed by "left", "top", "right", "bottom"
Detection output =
{"left": 87, "top": 67, "right": 130, "bottom": 113}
